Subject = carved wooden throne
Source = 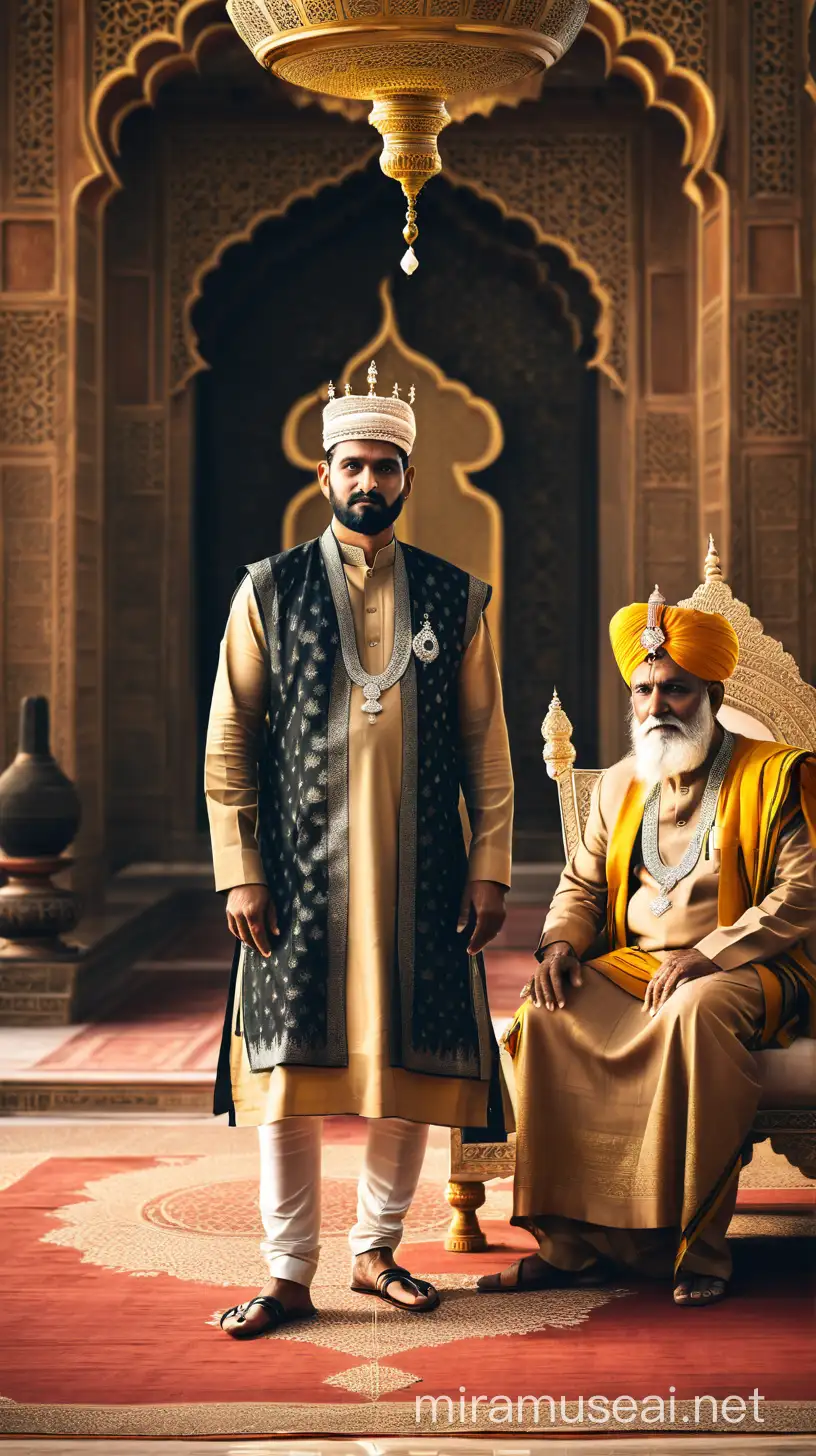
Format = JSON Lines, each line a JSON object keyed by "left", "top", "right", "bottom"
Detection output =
{"left": 445, "top": 538, "right": 816, "bottom": 1254}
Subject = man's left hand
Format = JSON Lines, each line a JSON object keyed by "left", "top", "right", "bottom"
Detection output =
{"left": 458, "top": 880, "right": 507, "bottom": 955}
{"left": 643, "top": 948, "right": 718, "bottom": 1016}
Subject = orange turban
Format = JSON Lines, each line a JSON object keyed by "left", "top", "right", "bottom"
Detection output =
{"left": 609, "top": 597, "right": 739, "bottom": 685}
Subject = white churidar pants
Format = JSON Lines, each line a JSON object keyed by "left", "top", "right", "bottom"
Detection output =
{"left": 257, "top": 1115, "right": 429, "bottom": 1286}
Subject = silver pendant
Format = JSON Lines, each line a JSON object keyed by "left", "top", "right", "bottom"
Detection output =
{"left": 649, "top": 890, "right": 672, "bottom": 917}
{"left": 362, "top": 682, "right": 383, "bottom": 723}
{"left": 412, "top": 613, "right": 440, "bottom": 663}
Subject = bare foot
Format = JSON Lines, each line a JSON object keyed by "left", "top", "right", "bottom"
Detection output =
{"left": 673, "top": 1275, "right": 728, "bottom": 1307}
{"left": 220, "top": 1275, "right": 316, "bottom": 1338}
{"left": 351, "top": 1246, "right": 438, "bottom": 1310}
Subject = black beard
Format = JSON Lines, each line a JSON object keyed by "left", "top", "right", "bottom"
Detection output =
{"left": 329, "top": 485, "right": 405, "bottom": 536}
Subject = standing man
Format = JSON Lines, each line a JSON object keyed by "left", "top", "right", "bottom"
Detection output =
{"left": 478, "top": 589, "right": 816, "bottom": 1308}
{"left": 206, "top": 363, "right": 514, "bottom": 1338}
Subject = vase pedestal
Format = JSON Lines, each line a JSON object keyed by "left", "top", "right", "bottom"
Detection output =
{"left": 0, "top": 855, "right": 81, "bottom": 960}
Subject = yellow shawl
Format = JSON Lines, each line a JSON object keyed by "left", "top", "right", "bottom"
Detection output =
{"left": 594, "top": 734, "right": 816, "bottom": 1043}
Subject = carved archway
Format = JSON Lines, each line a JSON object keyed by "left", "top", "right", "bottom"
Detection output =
{"left": 181, "top": 163, "right": 614, "bottom": 390}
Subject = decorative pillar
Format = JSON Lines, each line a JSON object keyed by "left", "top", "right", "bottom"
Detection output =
{"left": 634, "top": 111, "right": 700, "bottom": 607}
{"left": 1, "top": 0, "right": 108, "bottom": 898}
{"left": 0, "top": 0, "right": 62, "bottom": 775}
{"left": 727, "top": 0, "right": 813, "bottom": 677}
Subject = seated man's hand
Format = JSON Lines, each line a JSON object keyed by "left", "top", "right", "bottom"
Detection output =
{"left": 458, "top": 880, "right": 507, "bottom": 954}
{"left": 643, "top": 948, "right": 717, "bottom": 1016}
{"left": 225, "top": 883, "right": 280, "bottom": 959}
{"left": 523, "top": 940, "right": 582, "bottom": 1011}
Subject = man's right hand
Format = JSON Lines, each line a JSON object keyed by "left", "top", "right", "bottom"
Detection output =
{"left": 522, "top": 940, "right": 582, "bottom": 1011}
{"left": 225, "top": 883, "right": 279, "bottom": 959}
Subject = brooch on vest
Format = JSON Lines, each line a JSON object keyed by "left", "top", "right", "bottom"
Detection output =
{"left": 412, "top": 612, "right": 440, "bottom": 664}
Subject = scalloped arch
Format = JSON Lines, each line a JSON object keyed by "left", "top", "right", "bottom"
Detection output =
{"left": 183, "top": 170, "right": 608, "bottom": 393}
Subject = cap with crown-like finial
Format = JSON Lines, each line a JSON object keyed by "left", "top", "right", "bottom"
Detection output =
{"left": 323, "top": 357, "right": 417, "bottom": 456}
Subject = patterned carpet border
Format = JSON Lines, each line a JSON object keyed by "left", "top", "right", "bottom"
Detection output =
{"left": 0, "top": 1399, "right": 814, "bottom": 1437}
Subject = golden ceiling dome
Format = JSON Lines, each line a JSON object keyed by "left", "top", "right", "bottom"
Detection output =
{"left": 226, "top": 0, "right": 589, "bottom": 271}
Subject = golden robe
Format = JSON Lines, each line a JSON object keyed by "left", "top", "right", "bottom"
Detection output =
{"left": 508, "top": 736, "right": 816, "bottom": 1278}
{"left": 205, "top": 531, "right": 514, "bottom": 1128}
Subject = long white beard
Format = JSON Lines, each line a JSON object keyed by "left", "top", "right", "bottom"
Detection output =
{"left": 629, "top": 696, "right": 717, "bottom": 788}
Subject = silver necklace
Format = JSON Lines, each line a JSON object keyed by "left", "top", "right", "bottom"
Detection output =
{"left": 641, "top": 729, "right": 735, "bottom": 917}
{"left": 320, "top": 526, "right": 414, "bottom": 723}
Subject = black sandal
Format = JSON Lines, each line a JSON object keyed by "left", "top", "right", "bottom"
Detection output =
{"left": 350, "top": 1264, "right": 440, "bottom": 1313}
{"left": 477, "top": 1252, "right": 614, "bottom": 1293}
{"left": 219, "top": 1294, "right": 317, "bottom": 1339}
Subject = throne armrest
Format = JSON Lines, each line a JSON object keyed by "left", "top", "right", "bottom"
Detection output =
{"left": 542, "top": 689, "right": 601, "bottom": 862}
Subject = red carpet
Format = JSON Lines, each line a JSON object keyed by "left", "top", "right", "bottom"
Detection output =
{"left": 0, "top": 1132, "right": 813, "bottom": 1437}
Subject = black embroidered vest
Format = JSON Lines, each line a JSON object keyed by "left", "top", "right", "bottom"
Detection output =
{"left": 214, "top": 527, "right": 494, "bottom": 1105}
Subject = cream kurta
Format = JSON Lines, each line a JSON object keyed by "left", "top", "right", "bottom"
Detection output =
{"left": 512, "top": 745, "right": 816, "bottom": 1279}
{"left": 205, "top": 531, "right": 514, "bottom": 1127}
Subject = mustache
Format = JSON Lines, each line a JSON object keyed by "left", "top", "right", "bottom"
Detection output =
{"left": 349, "top": 491, "right": 387, "bottom": 506}
{"left": 636, "top": 714, "right": 691, "bottom": 739}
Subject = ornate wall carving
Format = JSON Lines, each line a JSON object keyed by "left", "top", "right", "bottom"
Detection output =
{"left": 639, "top": 411, "right": 694, "bottom": 482}
{"left": 637, "top": 412, "right": 696, "bottom": 602}
{"left": 10, "top": 0, "right": 57, "bottom": 200}
{"left": 93, "top": 0, "right": 182, "bottom": 87}
{"left": 613, "top": 0, "right": 709, "bottom": 77}
{"left": 1, "top": 465, "right": 55, "bottom": 767}
{"left": 746, "top": 454, "right": 803, "bottom": 660}
{"left": 0, "top": 310, "right": 63, "bottom": 446}
{"left": 749, "top": 0, "right": 798, "bottom": 197}
{"left": 741, "top": 309, "right": 802, "bottom": 438}
{"left": 443, "top": 130, "right": 630, "bottom": 384}
{"left": 165, "top": 125, "right": 377, "bottom": 387}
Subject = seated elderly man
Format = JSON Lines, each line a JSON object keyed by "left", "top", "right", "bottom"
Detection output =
{"left": 479, "top": 588, "right": 816, "bottom": 1308}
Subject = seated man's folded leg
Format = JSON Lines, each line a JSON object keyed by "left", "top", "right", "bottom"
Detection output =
{"left": 481, "top": 963, "right": 765, "bottom": 1300}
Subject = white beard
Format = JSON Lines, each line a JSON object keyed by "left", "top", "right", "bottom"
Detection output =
{"left": 629, "top": 696, "right": 717, "bottom": 788}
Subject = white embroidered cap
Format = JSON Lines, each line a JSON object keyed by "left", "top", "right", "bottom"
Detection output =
{"left": 322, "top": 360, "right": 416, "bottom": 457}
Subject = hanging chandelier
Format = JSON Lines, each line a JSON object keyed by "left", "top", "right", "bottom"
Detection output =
{"left": 226, "top": 0, "right": 589, "bottom": 274}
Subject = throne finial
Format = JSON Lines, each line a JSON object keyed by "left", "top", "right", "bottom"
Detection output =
{"left": 542, "top": 687, "right": 576, "bottom": 781}
{"left": 705, "top": 534, "right": 723, "bottom": 582}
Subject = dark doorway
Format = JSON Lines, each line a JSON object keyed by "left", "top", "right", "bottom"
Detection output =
{"left": 193, "top": 164, "right": 599, "bottom": 857}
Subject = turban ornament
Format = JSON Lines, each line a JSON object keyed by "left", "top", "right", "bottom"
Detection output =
{"left": 640, "top": 584, "right": 667, "bottom": 653}
{"left": 609, "top": 585, "right": 740, "bottom": 685}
